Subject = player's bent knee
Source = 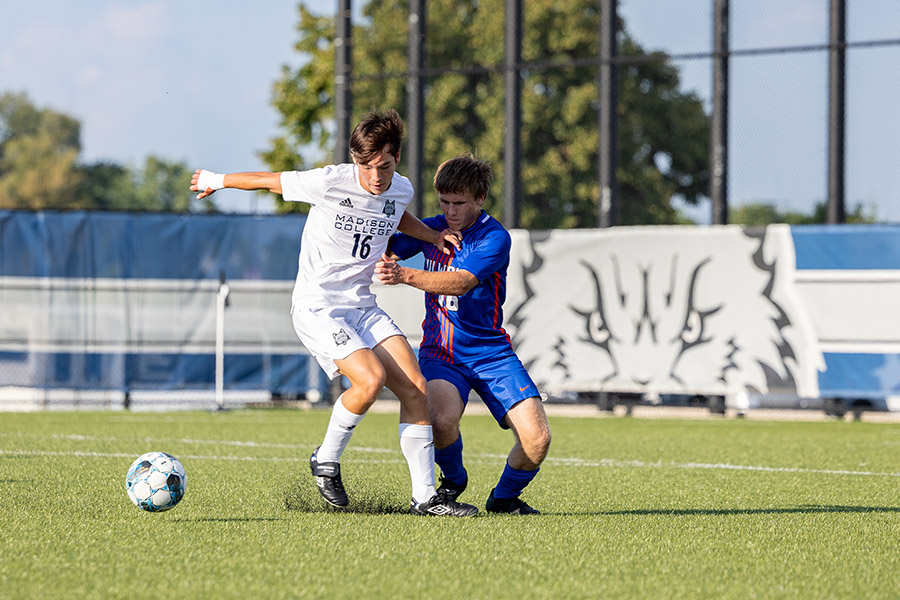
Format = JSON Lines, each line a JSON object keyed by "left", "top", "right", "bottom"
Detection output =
{"left": 353, "top": 371, "right": 387, "bottom": 403}
{"left": 393, "top": 377, "right": 427, "bottom": 405}
{"left": 431, "top": 410, "right": 459, "bottom": 439}
{"left": 526, "top": 428, "right": 552, "bottom": 464}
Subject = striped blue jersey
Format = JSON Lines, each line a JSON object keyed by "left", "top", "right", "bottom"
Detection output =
{"left": 390, "top": 211, "right": 515, "bottom": 364}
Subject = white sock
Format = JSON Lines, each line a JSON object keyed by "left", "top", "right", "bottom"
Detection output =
{"left": 399, "top": 423, "right": 436, "bottom": 504}
{"left": 316, "top": 395, "right": 365, "bottom": 463}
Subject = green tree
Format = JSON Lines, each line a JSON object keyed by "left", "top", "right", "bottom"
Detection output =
{"left": 0, "top": 92, "right": 211, "bottom": 213}
{"left": 731, "top": 201, "right": 876, "bottom": 226}
{"left": 75, "top": 161, "right": 136, "bottom": 210}
{"left": 133, "top": 156, "right": 213, "bottom": 213}
{"left": 266, "top": 0, "right": 710, "bottom": 227}
{"left": 79, "top": 156, "right": 211, "bottom": 213}
{"left": 0, "top": 92, "right": 84, "bottom": 209}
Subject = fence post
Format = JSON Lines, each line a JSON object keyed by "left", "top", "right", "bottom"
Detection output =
{"left": 334, "top": 0, "right": 353, "bottom": 164}
{"left": 215, "top": 272, "right": 230, "bottom": 412}
{"left": 407, "top": 0, "right": 426, "bottom": 217}
{"left": 598, "top": 0, "right": 618, "bottom": 228}
{"left": 827, "top": 0, "right": 846, "bottom": 224}
{"left": 504, "top": 0, "right": 522, "bottom": 229}
{"left": 710, "top": 0, "right": 729, "bottom": 225}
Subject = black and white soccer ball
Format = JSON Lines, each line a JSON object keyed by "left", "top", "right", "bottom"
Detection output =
{"left": 125, "top": 451, "right": 187, "bottom": 512}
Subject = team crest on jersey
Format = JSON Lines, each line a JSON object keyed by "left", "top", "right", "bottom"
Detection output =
{"left": 382, "top": 199, "right": 396, "bottom": 217}
{"left": 333, "top": 328, "right": 350, "bottom": 346}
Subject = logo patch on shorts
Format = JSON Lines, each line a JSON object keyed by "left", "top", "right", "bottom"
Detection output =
{"left": 333, "top": 328, "right": 350, "bottom": 346}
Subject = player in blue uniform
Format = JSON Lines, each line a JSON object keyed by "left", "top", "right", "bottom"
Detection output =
{"left": 376, "top": 154, "right": 551, "bottom": 514}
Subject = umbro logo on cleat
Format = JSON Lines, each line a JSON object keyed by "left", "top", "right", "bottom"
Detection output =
{"left": 340, "top": 198, "right": 353, "bottom": 208}
{"left": 425, "top": 504, "right": 453, "bottom": 515}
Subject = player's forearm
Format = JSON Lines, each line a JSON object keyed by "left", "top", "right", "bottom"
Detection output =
{"left": 399, "top": 267, "right": 477, "bottom": 296}
{"left": 223, "top": 172, "right": 283, "bottom": 194}
{"left": 397, "top": 212, "right": 441, "bottom": 246}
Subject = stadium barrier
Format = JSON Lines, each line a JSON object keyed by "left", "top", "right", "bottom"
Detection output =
{"left": 498, "top": 225, "right": 900, "bottom": 414}
{"left": 2, "top": 210, "right": 898, "bottom": 414}
{"left": 0, "top": 210, "right": 326, "bottom": 410}
{"left": 380, "top": 224, "right": 900, "bottom": 415}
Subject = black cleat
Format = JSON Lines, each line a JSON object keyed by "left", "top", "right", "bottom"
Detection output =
{"left": 410, "top": 493, "right": 479, "bottom": 517}
{"left": 309, "top": 447, "right": 348, "bottom": 508}
{"left": 485, "top": 488, "right": 540, "bottom": 515}
{"left": 435, "top": 475, "right": 468, "bottom": 502}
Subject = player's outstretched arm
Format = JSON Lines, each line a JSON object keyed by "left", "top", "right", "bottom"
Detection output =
{"left": 190, "top": 169, "right": 283, "bottom": 199}
{"left": 375, "top": 254, "right": 478, "bottom": 295}
{"left": 397, "top": 212, "right": 461, "bottom": 255}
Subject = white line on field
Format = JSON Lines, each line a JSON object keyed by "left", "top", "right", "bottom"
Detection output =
{"left": 35, "top": 433, "right": 393, "bottom": 453}
{"left": 2, "top": 443, "right": 900, "bottom": 478}
{"left": 0, "top": 449, "right": 404, "bottom": 464}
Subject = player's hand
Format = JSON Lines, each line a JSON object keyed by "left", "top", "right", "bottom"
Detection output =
{"left": 190, "top": 169, "right": 219, "bottom": 200}
{"left": 435, "top": 228, "right": 462, "bottom": 255}
{"left": 375, "top": 253, "right": 404, "bottom": 286}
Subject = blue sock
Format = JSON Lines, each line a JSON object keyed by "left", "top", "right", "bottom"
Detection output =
{"left": 434, "top": 435, "right": 467, "bottom": 486}
{"left": 493, "top": 462, "right": 539, "bottom": 499}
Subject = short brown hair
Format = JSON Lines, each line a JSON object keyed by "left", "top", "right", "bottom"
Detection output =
{"left": 349, "top": 108, "right": 405, "bottom": 163}
{"left": 433, "top": 154, "right": 493, "bottom": 200}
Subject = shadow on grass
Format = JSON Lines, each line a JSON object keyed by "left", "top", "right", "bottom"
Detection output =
{"left": 593, "top": 505, "right": 900, "bottom": 517}
{"left": 172, "top": 517, "right": 286, "bottom": 523}
{"left": 283, "top": 477, "right": 409, "bottom": 515}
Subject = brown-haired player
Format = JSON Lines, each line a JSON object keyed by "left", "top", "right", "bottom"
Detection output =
{"left": 191, "top": 110, "right": 478, "bottom": 517}
{"left": 376, "top": 154, "right": 551, "bottom": 514}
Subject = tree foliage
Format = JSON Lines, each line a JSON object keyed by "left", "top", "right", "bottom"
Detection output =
{"left": 0, "top": 91, "right": 213, "bottom": 213}
{"left": 267, "top": 0, "right": 711, "bottom": 226}
{"left": 0, "top": 92, "right": 83, "bottom": 209}
{"left": 730, "top": 201, "right": 875, "bottom": 226}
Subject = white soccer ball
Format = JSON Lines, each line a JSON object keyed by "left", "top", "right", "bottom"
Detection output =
{"left": 125, "top": 451, "right": 187, "bottom": 512}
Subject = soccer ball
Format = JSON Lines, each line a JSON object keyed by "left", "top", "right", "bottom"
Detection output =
{"left": 125, "top": 451, "right": 187, "bottom": 512}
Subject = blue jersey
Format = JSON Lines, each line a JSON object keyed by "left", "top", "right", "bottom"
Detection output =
{"left": 390, "top": 211, "right": 515, "bottom": 365}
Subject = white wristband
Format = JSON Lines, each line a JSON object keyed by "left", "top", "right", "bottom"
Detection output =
{"left": 197, "top": 170, "right": 225, "bottom": 191}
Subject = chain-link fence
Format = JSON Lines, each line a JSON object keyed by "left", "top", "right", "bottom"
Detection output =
{"left": 342, "top": 0, "right": 899, "bottom": 228}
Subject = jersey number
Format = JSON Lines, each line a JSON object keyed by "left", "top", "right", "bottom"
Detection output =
{"left": 437, "top": 294, "right": 459, "bottom": 311}
{"left": 351, "top": 234, "right": 372, "bottom": 259}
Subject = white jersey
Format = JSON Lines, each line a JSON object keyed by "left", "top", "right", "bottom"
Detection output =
{"left": 281, "top": 163, "right": 414, "bottom": 309}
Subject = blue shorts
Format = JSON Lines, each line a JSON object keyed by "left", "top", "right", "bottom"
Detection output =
{"left": 420, "top": 355, "right": 540, "bottom": 429}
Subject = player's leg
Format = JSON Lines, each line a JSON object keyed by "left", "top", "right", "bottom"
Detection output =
{"left": 373, "top": 334, "right": 429, "bottom": 423}
{"left": 504, "top": 396, "right": 552, "bottom": 470}
{"left": 430, "top": 380, "right": 467, "bottom": 498}
{"left": 321, "top": 347, "right": 388, "bottom": 458}
{"left": 420, "top": 357, "right": 471, "bottom": 500}
{"left": 469, "top": 355, "right": 549, "bottom": 514}
{"left": 373, "top": 335, "right": 433, "bottom": 502}
{"left": 308, "top": 348, "right": 388, "bottom": 508}
{"left": 486, "top": 397, "right": 551, "bottom": 515}
{"left": 292, "top": 306, "right": 386, "bottom": 508}
{"left": 374, "top": 335, "right": 477, "bottom": 516}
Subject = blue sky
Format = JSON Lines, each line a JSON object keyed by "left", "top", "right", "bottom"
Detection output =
{"left": 1, "top": 1, "right": 897, "bottom": 221}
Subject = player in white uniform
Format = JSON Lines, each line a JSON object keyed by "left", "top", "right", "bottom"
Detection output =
{"left": 190, "top": 109, "right": 477, "bottom": 516}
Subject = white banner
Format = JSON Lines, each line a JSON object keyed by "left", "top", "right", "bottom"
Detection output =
{"left": 504, "top": 225, "right": 824, "bottom": 399}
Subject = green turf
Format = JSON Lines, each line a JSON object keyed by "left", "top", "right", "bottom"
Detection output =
{"left": 2, "top": 408, "right": 900, "bottom": 599}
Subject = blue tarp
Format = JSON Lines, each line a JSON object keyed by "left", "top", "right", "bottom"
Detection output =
{"left": 0, "top": 210, "right": 324, "bottom": 394}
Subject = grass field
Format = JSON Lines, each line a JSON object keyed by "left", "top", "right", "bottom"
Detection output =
{"left": 3, "top": 407, "right": 900, "bottom": 599}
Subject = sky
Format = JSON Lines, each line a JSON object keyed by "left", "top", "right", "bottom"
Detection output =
{"left": 1, "top": 1, "right": 898, "bottom": 222}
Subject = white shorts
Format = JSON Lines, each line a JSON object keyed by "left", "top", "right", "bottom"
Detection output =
{"left": 291, "top": 304, "right": 405, "bottom": 379}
